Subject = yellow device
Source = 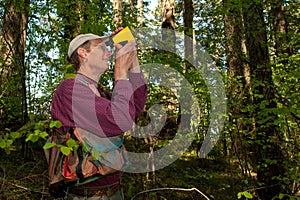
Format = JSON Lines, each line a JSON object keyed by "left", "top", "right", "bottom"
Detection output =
{"left": 112, "top": 27, "right": 134, "bottom": 46}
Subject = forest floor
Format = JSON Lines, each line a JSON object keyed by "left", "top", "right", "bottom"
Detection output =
{"left": 0, "top": 142, "right": 244, "bottom": 200}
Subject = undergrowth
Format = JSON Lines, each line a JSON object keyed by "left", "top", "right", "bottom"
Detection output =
{"left": 0, "top": 143, "right": 243, "bottom": 200}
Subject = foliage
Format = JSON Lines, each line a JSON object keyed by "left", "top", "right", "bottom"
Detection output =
{"left": 0, "top": 0, "right": 299, "bottom": 199}
{"left": 0, "top": 116, "right": 66, "bottom": 158}
{"left": 237, "top": 191, "right": 253, "bottom": 199}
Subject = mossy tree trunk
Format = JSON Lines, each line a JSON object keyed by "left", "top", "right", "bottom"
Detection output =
{"left": 0, "top": 0, "right": 30, "bottom": 131}
{"left": 242, "top": 0, "right": 285, "bottom": 198}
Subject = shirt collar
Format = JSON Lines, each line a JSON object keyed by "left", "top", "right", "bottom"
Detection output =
{"left": 76, "top": 73, "right": 98, "bottom": 86}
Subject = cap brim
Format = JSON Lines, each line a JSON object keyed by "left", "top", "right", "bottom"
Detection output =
{"left": 68, "top": 34, "right": 109, "bottom": 58}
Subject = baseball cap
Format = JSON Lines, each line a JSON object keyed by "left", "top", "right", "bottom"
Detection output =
{"left": 67, "top": 33, "right": 108, "bottom": 58}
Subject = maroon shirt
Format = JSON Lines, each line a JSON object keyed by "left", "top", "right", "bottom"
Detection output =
{"left": 51, "top": 72, "right": 147, "bottom": 187}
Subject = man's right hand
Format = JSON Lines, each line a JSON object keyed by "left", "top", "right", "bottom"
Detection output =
{"left": 114, "top": 41, "right": 137, "bottom": 80}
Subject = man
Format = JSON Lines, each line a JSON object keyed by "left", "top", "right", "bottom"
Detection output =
{"left": 51, "top": 29, "right": 147, "bottom": 199}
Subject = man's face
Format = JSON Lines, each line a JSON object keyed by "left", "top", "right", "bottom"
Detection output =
{"left": 86, "top": 39, "right": 112, "bottom": 72}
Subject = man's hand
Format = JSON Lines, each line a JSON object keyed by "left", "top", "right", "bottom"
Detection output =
{"left": 111, "top": 27, "right": 123, "bottom": 36}
{"left": 129, "top": 50, "right": 141, "bottom": 73}
{"left": 114, "top": 41, "right": 137, "bottom": 80}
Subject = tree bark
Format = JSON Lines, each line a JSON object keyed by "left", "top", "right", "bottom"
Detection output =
{"left": 270, "top": 0, "right": 289, "bottom": 56}
{"left": 161, "top": 0, "right": 176, "bottom": 52}
{"left": 113, "top": 0, "right": 123, "bottom": 27}
{"left": 183, "top": 0, "right": 194, "bottom": 64}
{"left": 223, "top": 0, "right": 253, "bottom": 171}
{"left": 137, "top": 0, "right": 143, "bottom": 27}
{"left": 242, "top": 0, "right": 285, "bottom": 198}
{"left": 0, "top": 0, "right": 29, "bottom": 131}
{"left": 57, "top": 0, "right": 81, "bottom": 55}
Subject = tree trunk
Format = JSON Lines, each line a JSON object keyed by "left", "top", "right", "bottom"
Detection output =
{"left": 113, "top": 0, "right": 123, "bottom": 27}
{"left": 137, "top": 0, "right": 143, "bottom": 27}
{"left": 161, "top": 0, "right": 176, "bottom": 52}
{"left": 183, "top": 0, "right": 194, "bottom": 64}
{"left": 270, "top": 0, "right": 289, "bottom": 56}
{"left": 57, "top": 0, "right": 81, "bottom": 55}
{"left": 223, "top": 1, "right": 255, "bottom": 195}
{"left": 0, "top": 0, "right": 29, "bottom": 131}
{"left": 242, "top": 0, "right": 285, "bottom": 198}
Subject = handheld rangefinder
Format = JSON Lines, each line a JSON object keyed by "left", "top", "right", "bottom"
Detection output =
{"left": 106, "top": 27, "right": 134, "bottom": 47}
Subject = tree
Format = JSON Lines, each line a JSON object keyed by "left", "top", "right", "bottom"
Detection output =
{"left": 161, "top": 0, "right": 176, "bottom": 52}
{"left": 56, "top": 0, "right": 83, "bottom": 59}
{"left": 137, "top": 0, "right": 144, "bottom": 27}
{"left": 58, "top": 0, "right": 81, "bottom": 40}
{"left": 0, "top": 0, "right": 30, "bottom": 131}
{"left": 270, "top": 0, "right": 290, "bottom": 56}
{"left": 113, "top": 0, "right": 123, "bottom": 27}
{"left": 242, "top": 0, "right": 285, "bottom": 198}
{"left": 183, "top": 0, "right": 194, "bottom": 64}
{"left": 56, "top": 0, "right": 113, "bottom": 58}
{"left": 223, "top": 0, "right": 254, "bottom": 187}
{"left": 0, "top": 0, "right": 298, "bottom": 199}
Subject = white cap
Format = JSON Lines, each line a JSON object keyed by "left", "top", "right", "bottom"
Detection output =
{"left": 67, "top": 33, "right": 108, "bottom": 58}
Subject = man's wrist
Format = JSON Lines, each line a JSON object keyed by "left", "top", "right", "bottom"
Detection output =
{"left": 114, "top": 68, "right": 128, "bottom": 80}
{"left": 129, "top": 66, "right": 141, "bottom": 73}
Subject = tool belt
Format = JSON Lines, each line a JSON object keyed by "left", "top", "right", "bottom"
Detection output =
{"left": 68, "top": 182, "right": 121, "bottom": 197}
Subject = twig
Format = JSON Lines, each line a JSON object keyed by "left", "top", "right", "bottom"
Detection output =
{"left": 10, "top": 182, "right": 49, "bottom": 195}
{"left": 131, "top": 187, "right": 210, "bottom": 200}
{"left": 0, "top": 177, "right": 49, "bottom": 196}
{"left": 244, "top": 184, "right": 281, "bottom": 192}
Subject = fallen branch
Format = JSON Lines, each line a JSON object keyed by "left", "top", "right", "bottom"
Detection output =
{"left": 0, "top": 177, "right": 49, "bottom": 196}
{"left": 9, "top": 182, "right": 49, "bottom": 195}
{"left": 130, "top": 187, "right": 210, "bottom": 200}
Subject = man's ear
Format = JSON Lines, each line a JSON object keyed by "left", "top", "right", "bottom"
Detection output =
{"left": 77, "top": 48, "right": 87, "bottom": 58}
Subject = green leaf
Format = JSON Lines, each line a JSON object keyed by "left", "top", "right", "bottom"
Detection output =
{"left": 237, "top": 192, "right": 242, "bottom": 199}
{"left": 50, "top": 120, "right": 62, "bottom": 128}
{"left": 10, "top": 132, "right": 22, "bottom": 139}
{"left": 243, "top": 191, "right": 253, "bottom": 199}
{"left": 43, "top": 142, "right": 56, "bottom": 149}
{"left": 39, "top": 131, "right": 49, "bottom": 139}
{"left": 237, "top": 191, "right": 253, "bottom": 199}
{"left": 6, "top": 139, "right": 13, "bottom": 145}
{"left": 0, "top": 140, "right": 6, "bottom": 149}
{"left": 278, "top": 194, "right": 285, "bottom": 199}
{"left": 26, "top": 134, "right": 39, "bottom": 143}
{"left": 60, "top": 146, "right": 71, "bottom": 155}
{"left": 66, "top": 138, "right": 77, "bottom": 148}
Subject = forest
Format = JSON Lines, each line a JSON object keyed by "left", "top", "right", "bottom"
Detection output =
{"left": 0, "top": 0, "right": 299, "bottom": 199}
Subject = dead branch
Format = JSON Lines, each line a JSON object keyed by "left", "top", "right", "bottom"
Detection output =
{"left": 0, "top": 178, "right": 48, "bottom": 196}
{"left": 131, "top": 187, "right": 210, "bottom": 200}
